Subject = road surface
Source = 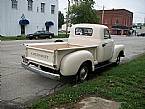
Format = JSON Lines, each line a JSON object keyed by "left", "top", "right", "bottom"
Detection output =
{"left": 1, "top": 36, "right": 145, "bottom": 108}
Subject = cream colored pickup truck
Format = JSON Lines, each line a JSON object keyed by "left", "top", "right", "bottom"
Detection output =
{"left": 22, "top": 24, "right": 125, "bottom": 82}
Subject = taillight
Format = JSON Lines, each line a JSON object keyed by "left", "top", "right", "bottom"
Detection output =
{"left": 22, "top": 56, "right": 29, "bottom": 63}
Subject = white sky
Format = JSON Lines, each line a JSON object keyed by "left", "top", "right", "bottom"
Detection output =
{"left": 59, "top": 0, "right": 145, "bottom": 23}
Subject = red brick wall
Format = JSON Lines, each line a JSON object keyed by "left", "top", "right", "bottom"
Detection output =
{"left": 97, "top": 9, "right": 133, "bottom": 30}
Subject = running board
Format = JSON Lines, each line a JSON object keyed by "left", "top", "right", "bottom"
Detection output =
{"left": 94, "top": 62, "right": 113, "bottom": 70}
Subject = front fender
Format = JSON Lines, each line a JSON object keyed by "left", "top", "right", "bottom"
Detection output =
{"left": 111, "top": 45, "right": 125, "bottom": 62}
{"left": 60, "top": 50, "right": 94, "bottom": 76}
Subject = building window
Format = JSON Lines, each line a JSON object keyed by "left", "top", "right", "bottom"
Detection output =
{"left": 41, "top": 3, "right": 45, "bottom": 13}
{"left": 11, "top": 0, "right": 18, "bottom": 9}
{"left": 28, "top": 0, "right": 33, "bottom": 11}
{"left": 51, "top": 5, "right": 55, "bottom": 14}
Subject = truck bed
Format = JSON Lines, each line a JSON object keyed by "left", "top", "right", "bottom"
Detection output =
{"left": 25, "top": 42, "right": 97, "bottom": 70}
{"left": 30, "top": 43, "right": 82, "bottom": 51}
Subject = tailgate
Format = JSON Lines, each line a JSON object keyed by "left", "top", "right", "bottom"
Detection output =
{"left": 26, "top": 47, "right": 55, "bottom": 66}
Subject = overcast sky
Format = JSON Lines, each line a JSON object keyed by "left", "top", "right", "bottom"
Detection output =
{"left": 59, "top": 0, "right": 145, "bottom": 23}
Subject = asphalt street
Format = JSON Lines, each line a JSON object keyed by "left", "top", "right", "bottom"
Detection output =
{"left": 1, "top": 36, "right": 145, "bottom": 106}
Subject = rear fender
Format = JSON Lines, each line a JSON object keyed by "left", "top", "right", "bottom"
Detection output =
{"left": 60, "top": 50, "right": 94, "bottom": 76}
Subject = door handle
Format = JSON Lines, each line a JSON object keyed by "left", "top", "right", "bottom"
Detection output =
{"left": 102, "top": 43, "right": 107, "bottom": 47}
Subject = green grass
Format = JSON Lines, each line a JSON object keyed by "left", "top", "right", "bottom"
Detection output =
{"left": 0, "top": 35, "right": 26, "bottom": 41}
{"left": 29, "top": 54, "right": 145, "bottom": 109}
{"left": 55, "top": 33, "right": 69, "bottom": 38}
{"left": 0, "top": 34, "right": 68, "bottom": 41}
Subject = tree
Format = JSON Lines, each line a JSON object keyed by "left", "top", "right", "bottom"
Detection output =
{"left": 58, "top": 11, "right": 64, "bottom": 29}
{"left": 69, "top": 0, "right": 99, "bottom": 24}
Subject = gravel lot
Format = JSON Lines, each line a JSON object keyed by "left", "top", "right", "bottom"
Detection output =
{"left": 1, "top": 36, "right": 145, "bottom": 106}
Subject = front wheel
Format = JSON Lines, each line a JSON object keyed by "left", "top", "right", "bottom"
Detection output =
{"left": 77, "top": 63, "right": 89, "bottom": 82}
{"left": 115, "top": 55, "right": 121, "bottom": 65}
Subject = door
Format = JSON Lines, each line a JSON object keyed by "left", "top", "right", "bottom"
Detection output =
{"left": 102, "top": 29, "right": 114, "bottom": 61}
{"left": 46, "top": 26, "right": 49, "bottom": 31}
{"left": 21, "top": 25, "right": 25, "bottom": 35}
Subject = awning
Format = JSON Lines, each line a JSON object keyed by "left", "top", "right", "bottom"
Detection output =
{"left": 45, "top": 21, "right": 54, "bottom": 27}
{"left": 19, "top": 19, "right": 29, "bottom": 25}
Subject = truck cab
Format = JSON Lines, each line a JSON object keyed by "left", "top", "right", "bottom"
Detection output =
{"left": 68, "top": 24, "right": 114, "bottom": 62}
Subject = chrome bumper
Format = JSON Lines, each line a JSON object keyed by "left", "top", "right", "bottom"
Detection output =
{"left": 21, "top": 62, "right": 60, "bottom": 80}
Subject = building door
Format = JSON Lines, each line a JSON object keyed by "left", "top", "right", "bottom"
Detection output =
{"left": 46, "top": 26, "right": 49, "bottom": 31}
{"left": 21, "top": 25, "right": 25, "bottom": 35}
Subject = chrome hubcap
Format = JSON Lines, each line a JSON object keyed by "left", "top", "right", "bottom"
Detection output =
{"left": 80, "top": 67, "right": 88, "bottom": 81}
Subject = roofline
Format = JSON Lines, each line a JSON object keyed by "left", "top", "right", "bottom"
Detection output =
{"left": 96, "top": 9, "right": 133, "bottom": 14}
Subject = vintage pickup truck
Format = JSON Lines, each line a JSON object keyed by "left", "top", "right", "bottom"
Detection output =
{"left": 22, "top": 24, "right": 125, "bottom": 82}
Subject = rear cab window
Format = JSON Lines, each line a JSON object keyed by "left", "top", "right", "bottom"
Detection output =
{"left": 75, "top": 27, "right": 93, "bottom": 36}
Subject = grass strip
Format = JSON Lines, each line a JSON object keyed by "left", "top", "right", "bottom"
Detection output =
{"left": 0, "top": 34, "right": 68, "bottom": 41}
{"left": 30, "top": 55, "right": 145, "bottom": 109}
{"left": 55, "top": 34, "right": 69, "bottom": 38}
{"left": 0, "top": 36, "right": 26, "bottom": 41}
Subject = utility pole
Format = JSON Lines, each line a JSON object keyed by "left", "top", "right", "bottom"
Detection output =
{"left": 66, "top": 0, "right": 70, "bottom": 37}
{"left": 102, "top": 5, "right": 104, "bottom": 24}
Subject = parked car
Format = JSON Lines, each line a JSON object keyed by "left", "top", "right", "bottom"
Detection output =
{"left": 137, "top": 33, "right": 145, "bottom": 37}
{"left": 26, "top": 31, "right": 54, "bottom": 39}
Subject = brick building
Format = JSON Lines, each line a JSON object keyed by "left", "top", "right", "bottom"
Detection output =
{"left": 96, "top": 9, "right": 133, "bottom": 35}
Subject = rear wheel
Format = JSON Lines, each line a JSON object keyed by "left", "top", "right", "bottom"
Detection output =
{"left": 77, "top": 63, "right": 89, "bottom": 82}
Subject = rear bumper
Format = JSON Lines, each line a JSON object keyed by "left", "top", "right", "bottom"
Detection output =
{"left": 21, "top": 62, "right": 60, "bottom": 80}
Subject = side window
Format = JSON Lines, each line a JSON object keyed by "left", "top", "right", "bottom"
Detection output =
{"left": 75, "top": 28, "right": 93, "bottom": 36}
{"left": 11, "top": 0, "right": 18, "bottom": 9}
{"left": 41, "top": 3, "right": 45, "bottom": 13}
{"left": 28, "top": 0, "right": 33, "bottom": 11}
{"left": 104, "top": 29, "right": 111, "bottom": 39}
{"left": 51, "top": 5, "right": 55, "bottom": 14}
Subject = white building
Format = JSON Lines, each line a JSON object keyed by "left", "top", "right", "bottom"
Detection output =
{"left": 0, "top": 0, "right": 58, "bottom": 36}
